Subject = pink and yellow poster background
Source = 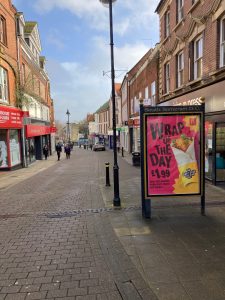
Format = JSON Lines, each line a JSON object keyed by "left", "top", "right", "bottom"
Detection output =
{"left": 146, "top": 115, "right": 200, "bottom": 196}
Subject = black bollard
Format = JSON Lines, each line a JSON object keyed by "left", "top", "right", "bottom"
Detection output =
{"left": 122, "top": 147, "right": 124, "bottom": 157}
{"left": 105, "top": 162, "right": 110, "bottom": 186}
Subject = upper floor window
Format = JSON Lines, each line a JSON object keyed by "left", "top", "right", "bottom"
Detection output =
{"left": 151, "top": 81, "right": 156, "bottom": 105}
{"left": 0, "top": 16, "right": 7, "bottom": 45}
{"left": 164, "top": 63, "right": 170, "bottom": 94}
{"left": 177, "top": 0, "right": 184, "bottom": 23}
{"left": 194, "top": 36, "right": 203, "bottom": 79}
{"left": 0, "top": 66, "right": 9, "bottom": 103}
{"left": 177, "top": 51, "right": 184, "bottom": 87}
{"left": 220, "top": 16, "right": 225, "bottom": 67}
{"left": 165, "top": 11, "right": 170, "bottom": 38}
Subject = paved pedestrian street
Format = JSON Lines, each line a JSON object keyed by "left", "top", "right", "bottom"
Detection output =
{"left": 0, "top": 148, "right": 225, "bottom": 300}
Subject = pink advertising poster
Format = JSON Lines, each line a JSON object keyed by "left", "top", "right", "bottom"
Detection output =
{"left": 146, "top": 114, "right": 200, "bottom": 196}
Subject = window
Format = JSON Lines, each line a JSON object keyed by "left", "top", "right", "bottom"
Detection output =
{"left": 151, "top": 81, "right": 156, "bottom": 105}
{"left": 165, "top": 11, "right": 170, "bottom": 38}
{"left": 0, "top": 67, "right": 9, "bottom": 103}
{"left": 0, "top": 16, "right": 6, "bottom": 45}
{"left": 194, "top": 36, "right": 203, "bottom": 79}
{"left": 177, "top": 0, "right": 184, "bottom": 23}
{"left": 177, "top": 51, "right": 184, "bottom": 87}
{"left": 220, "top": 16, "right": 225, "bottom": 67}
{"left": 165, "top": 63, "right": 170, "bottom": 93}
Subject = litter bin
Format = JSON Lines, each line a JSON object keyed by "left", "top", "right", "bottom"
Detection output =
{"left": 132, "top": 152, "right": 140, "bottom": 166}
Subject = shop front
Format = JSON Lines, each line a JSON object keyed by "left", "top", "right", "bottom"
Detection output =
{"left": 0, "top": 106, "right": 23, "bottom": 170}
{"left": 128, "top": 117, "right": 140, "bottom": 153}
{"left": 25, "top": 124, "right": 51, "bottom": 163}
{"left": 159, "top": 79, "right": 225, "bottom": 186}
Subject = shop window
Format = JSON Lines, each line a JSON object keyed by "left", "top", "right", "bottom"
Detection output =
{"left": 0, "top": 16, "right": 7, "bottom": 45}
{"left": 0, "top": 129, "right": 8, "bottom": 168}
{"left": 9, "top": 130, "right": 21, "bottom": 167}
{"left": 220, "top": 16, "right": 225, "bottom": 67}
{"left": 164, "top": 10, "right": 170, "bottom": 38}
{"left": 177, "top": 0, "right": 184, "bottom": 23}
{"left": 216, "top": 124, "right": 225, "bottom": 182}
{"left": 177, "top": 51, "right": 184, "bottom": 88}
{"left": 194, "top": 36, "right": 203, "bottom": 79}
{"left": 0, "top": 67, "right": 9, "bottom": 103}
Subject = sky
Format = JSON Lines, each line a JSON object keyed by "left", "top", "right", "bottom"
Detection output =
{"left": 12, "top": 0, "right": 159, "bottom": 123}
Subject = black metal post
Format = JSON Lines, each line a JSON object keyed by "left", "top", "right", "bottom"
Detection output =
{"left": 121, "top": 147, "right": 124, "bottom": 157}
{"left": 201, "top": 103, "right": 206, "bottom": 216}
{"left": 66, "top": 109, "right": 70, "bottom": 144}
{"left": 108, "top": 0, "right": 120, "bottom": 207}
{"left": 105, "top": 162, "right": 111, "bottom": 186}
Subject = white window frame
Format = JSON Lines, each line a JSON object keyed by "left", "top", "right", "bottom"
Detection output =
{"left": 165, "top": 11, "right": 170, "bottom": 38}
{"left": 151, "top": 81, "right": 156, "bottom": 105}
{"left": 165, "top": 63, "right": 170, "bottom": 94}
{"left": 220, "top": 16, "right": 225, "bottom": 67}
{"left": 194, "top": 36, "right": 203, "bottom": 79}
{"left": 0, "top": 66, "right": 9, "bottom": 103}
{"left": 177, "top": 51, "right": 184, "bottom": 87}
{"left": 177, "top": 0, "right": 184, "bottom": 23}
{"left": 0, "top": 16, "right": 6, "bottom": 45}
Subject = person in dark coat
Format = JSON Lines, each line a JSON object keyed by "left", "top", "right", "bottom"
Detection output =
{"left": 65, "top": 144, "right": 71, "bottom": 159}
{"left": 43, "top": 144, "right": 49, "bottom": 160}
{"left": 56, "top": 143, "right": 62, "bottom": 161}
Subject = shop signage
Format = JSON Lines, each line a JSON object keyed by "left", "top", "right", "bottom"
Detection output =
{"left": 50, "top": 126, "right": 57, "bottom": 133}
{"left": 0, "top": 106, "right": 23, "bottom": 128}
{"left": 133, "top": 118, "right": 140, "bottom": 128}
{"left": 128, "top": 119, "right": 134, "bottom": 126}
{"left": 140, "top": 104, "right": 205, "bottom": 218}
{"left": 26, "top": 125, "right": 51, "bottom": 137}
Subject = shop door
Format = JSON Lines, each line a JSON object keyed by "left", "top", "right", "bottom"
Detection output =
{"left": 216, "top": 123, "right": 225, "bottom": 183}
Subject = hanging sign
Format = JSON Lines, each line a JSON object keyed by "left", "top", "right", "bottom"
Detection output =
{"left": 141, "top": 105, "right": 204, "bottom": 198}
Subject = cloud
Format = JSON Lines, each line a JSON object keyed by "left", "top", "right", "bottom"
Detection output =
{"left": 47, "top": 36, "right": 150, "bottom": 122}
{"left": 33, "top": 0, "right": 159, "bottom": 36}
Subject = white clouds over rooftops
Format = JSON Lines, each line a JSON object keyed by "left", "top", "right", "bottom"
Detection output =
{"left": 33, "top": 0, "right": 159, "bottom": 36}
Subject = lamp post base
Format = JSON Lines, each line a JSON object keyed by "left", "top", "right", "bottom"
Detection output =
{"left": 113, "top": 165, "right": 121, "bottom": 207}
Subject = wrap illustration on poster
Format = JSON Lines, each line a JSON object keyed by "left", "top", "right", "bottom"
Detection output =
{"left": 147, "top": 115, "right": 200, "bottom": 195}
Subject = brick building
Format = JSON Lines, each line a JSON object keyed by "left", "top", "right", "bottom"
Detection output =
{"left": 0, "top": 0, "right": 24, "bottom": 170}
{"left": 16, "top": 12, "right": 55, "bottom": 164}
{"left": 121, "top": 46, "right": 159, "bottom": 153}
{"left": 95, "top": 101, "right": 109, "bottom": 146}
{"left": 0, "top": 0, "right": 55, "bottom": 170}
{"left": 156, "top": 0, "right": 225, "bottom": 185}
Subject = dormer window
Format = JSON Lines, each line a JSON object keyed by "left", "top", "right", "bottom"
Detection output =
{"left": 0, "top": 16, "right": 7, "bottom": 45}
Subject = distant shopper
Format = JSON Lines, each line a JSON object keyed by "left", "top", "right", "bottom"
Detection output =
{"left": 43, "top": 144, "right": 49, "bottom": 160}
{"left": 65, "top": 144, "right": 71, "bottom": 159}
{"left": 117, "top": 140, "right": 120, "bottom": 153}
{"left": 56, "top": 142, "right": 62, "bottom": 161}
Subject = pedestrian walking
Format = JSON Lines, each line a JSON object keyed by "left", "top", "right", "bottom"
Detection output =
{"left": 56, "top": 142, "right": 62, "bottom": 161}
{"left": 116, "top": 140, "right": 120, "bottom": 153}
{"left": 43, "top": 144, "right": 49, "bottom": 160}
{"left": 65, "top": 144, "right": 71, "bottom": 159}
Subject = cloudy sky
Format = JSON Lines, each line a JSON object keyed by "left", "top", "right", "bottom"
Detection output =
{"left": 12, "top": 0, "right": 159, "bottom": 122}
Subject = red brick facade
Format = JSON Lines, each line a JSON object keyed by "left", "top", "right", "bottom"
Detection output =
{"left": 156, "top": 0, "right": 225, "bottom": 102}
{"left": 0, "top": 0, "right": 18, "bottom": 106}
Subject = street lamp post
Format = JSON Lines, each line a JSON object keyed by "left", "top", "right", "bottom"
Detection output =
{"left": 99, "top": 0, "right": 120, "bottom": 207}
{"left": 66, "top": 109, "right": 71, "bottom": 143}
